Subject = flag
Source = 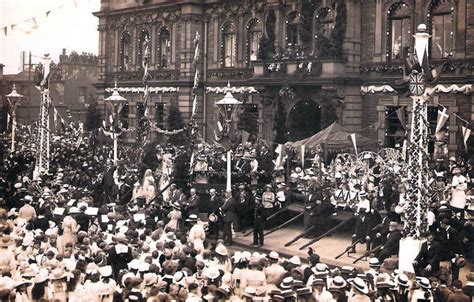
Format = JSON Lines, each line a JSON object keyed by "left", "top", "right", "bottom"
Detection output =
{"left": 395, "top": 107, "right": 406, "bottom": 130}
{"left": 436, "top": 107, "right": 449, "bottom": 133}
{"left": 27, "top": 125, "right": 32, "bottom": 135}
{"left": 301, "top": 145, "right": 305, "bottom": 168}
{"left": 274, "top": 144, "right": 286, "bottom": 170}
{"left": 349, "top": 133, "right": 358, "bottom": 156}
{"left": 75, "top": 134, "right": 83, "bottom": 149}
{"left": 46, "top": 10, "right": 51, "bottom": 17}
{"left": 462, "top": 126, "right": 471, "bottom": 151}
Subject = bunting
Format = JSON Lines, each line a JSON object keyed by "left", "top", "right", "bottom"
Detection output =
{"left": 349, "top": 133, "right": 358, "bottom": 156}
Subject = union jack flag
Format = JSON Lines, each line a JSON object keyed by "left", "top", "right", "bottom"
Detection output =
{"left": 409, "top": 72, "right": 425, "bottom": 96}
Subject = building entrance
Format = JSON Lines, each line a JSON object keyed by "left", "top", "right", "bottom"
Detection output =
{"left": 287, "top": 101, "right": 321, "bottom": 141}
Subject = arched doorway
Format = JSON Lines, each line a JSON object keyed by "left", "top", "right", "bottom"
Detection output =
{"left": 287, "top": 101, "right": 321, "bottom": 141}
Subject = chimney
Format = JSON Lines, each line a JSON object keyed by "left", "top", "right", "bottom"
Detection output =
{"left": 0, "top": 64, "right": 4, "bottom": 80}
{"left": 62, "top": 48, "right": 66, "bottom": 55}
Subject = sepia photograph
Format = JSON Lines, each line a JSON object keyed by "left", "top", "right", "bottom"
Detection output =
{"left": 0, "top": 0, "right": 473, "bottom": 301}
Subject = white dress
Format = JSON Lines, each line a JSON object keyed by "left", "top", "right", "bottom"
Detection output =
{"left": 188, "top": 223, "right": 206, "bottom": 253}
{"left": 451, "top": 175, "right": 467, "bottom": 209}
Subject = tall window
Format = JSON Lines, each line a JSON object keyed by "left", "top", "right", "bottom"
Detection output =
{"left": 286, "top": 12, "right": 299, "bottom": 48}
{"left": 429, "top": 0, "right": 454, "bottom": 59}
{"left": 79, "top": 86, "right": 87, "bottom": 103}
{"left": 387, "top": 2, "right": 411, "bottom": 61}
{"left": 222, "top": 22, "right": 237, "bottom": 67}
{"left": 137, "top": 29, "right": 150, "bottom": 70}
{"left": 315, "top": 7, "right": 334, "bottom": 39}
{"left": 155, "top": 102, "right": 165, "bottom": 128}
{"left": 247, "top": 19, "right": 262, "bottom": 64}
{"left": 120, "top": 102, "right": 129, "bottom": 130}
{"left": 157, "top": 26, "right": 171, "bottom": 68}
{"left": 120, "top": 32, "right": 131, "bottom": 71}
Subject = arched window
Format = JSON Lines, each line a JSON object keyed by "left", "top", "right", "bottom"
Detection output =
{"left": 137, "top": 29, "right": 150, "bottom": 70}
{"left": 387, "top": 2, "right": 411, "bottom": 61}
{"left": 246, "top": 19, "right": 262, "bottom": 64}
{"left": 286, "top": 12, "right": 299, "bottom": 48}
{"left": 222, "top": 22, "right": 237, "bottom": 68}
{"left": 428, "top": 0, "right": 455, "bottom": 59}
{"left": 315, "top": 7, "right": 334, "bottom": 39}
{"left": 120, "top": 31, "right": 131, "bottom": 71}
{"left": 157, "top": 26, "right": 171, "bottom": 68}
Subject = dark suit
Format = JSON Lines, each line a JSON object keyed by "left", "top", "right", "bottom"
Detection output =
{"left": 414, "top": 240, "right": 441, "bottom": 276}
{"left": 107, "top": 243, "right": 133, "bottom": 279}
{"left": 235, "top": 190, "right": 251, "bottom": 231}
{"left": 447, "top": 291, "right": 470, "bottom": 302}
{"left": 186, "top": 194, "right": 200, "bottom": 215}
{"left": 208, "top": 195, "right": 222, "bottom": 239}
{"left": 252, "top": 204, "right": 266, "bottom": 245}
{"left": 377, "top": 230, "right": 401, "bottom": 262}
{"left": 221, "top": 196, "right": 236, "bottom": 245}
{"left": 439, "top": 226, "right": 464, "bottom": 280}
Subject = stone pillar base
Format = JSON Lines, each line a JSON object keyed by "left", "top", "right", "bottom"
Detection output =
{"left": 398, "top": 237, "right": 423, "bottom": 273}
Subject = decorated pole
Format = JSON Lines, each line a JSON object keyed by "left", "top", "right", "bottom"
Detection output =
{"left": 226, "top": 150, "right": 232, "bottom": 191}
{"left": 104, "top": 82, "right": 127, "bottom": 166}
{"left": 34, "top": 54, "right": 52, "bottom": 178}
{"left": 398, "top": 24, "right": 432, "bottom": 273}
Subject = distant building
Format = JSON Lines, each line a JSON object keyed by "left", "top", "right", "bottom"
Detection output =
{"left": 94, "top": 0, "right": 473, "bottom": 155}
{"left": 0, "top": 50, "right": 99, "bottom": 132}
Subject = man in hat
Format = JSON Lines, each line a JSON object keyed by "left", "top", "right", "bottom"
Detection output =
{"left": 18, "top": 197, "right": 36, "bottom": 222}
{"left": 251, "top": 196, "right": 266, "bottom": 247}
{"left": 107, "top": 234, "right": 133, "bottom": 279}
{"left": 185, "top": 188, "right": 200, "bottom": 216}
{"left": 438, "top": 218, "right": 463, "bottom": 281}
{"left": 221, "top": 190, "right": 237, "bottom": 246}
{"left": 366, "top": 209, "right": 391, "bottom": 251}
{"left": 413, "top": 231, "right": 441, "bottom": 277}
{"left": 376, "top": 221, "right": 402, "bottom": 263}
{"left": 235, "top": 184, "right": 251, "bottom": 232}
{"left": 207, "top": 188, "right": 222, "bottom": 239}
{"left": 348, "top": 277, "right": 370, "bottom": 302}
{"left": 307, "top": 187, "right": 335, "bottom": 236}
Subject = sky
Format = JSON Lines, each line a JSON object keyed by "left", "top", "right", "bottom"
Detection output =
{"left": 0, "top": 0, "right": 101, "bottom": 74}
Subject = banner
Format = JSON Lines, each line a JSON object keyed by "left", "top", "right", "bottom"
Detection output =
{"left": 436, "top": 107, "right": 449, "bottom": 133}
{"left": 274, "top": 144, "right": 286, "bottom": 170}
{"left": 462, "top": 126, "right": 471, "bottom": 151}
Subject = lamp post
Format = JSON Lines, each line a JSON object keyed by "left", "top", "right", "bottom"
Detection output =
{"left": 104, "top": 82, "right": 127, "bottom": 165}
{"left": 215, "top": 82, "right": 243, "bottom": 191}
{"left": 399, "top": 24, "right": 432, "bottom": 272}
{"left": 6, "top": 84, "right": 24, "bottom": 152}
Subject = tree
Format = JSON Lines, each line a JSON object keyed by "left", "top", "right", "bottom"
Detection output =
{"left": 85, "top": 95, "right": 102, "bottom": 131}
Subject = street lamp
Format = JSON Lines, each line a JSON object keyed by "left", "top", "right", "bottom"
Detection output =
{"left": 215, "top": 82, "right": 243, "bottom": 136}
{"left": 104, "top": 82, "right": 127, "bottom": 165}
{"left": 215, "top": 82, "right": 243, "bottom": 191}
{"left": 6, "top": 84, "right": 24, "bottom": 152}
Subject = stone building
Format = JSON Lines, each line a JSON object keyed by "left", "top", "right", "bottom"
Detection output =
{"left": 0, "top": 50, "right": 99, "bottom": 131}
{"left": 94, "top": 0, "right": 473, "bottom": 155}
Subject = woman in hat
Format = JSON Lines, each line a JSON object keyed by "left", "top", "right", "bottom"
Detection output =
{"left": 98, "top": 266, "right": 116, "bottom": 302}
{"left": 0, "top": 235, "right": 15, "bottom": 276}
{"left": 194, "top": 154, "right": 209, "bottom": 184}
{"left": 49, "top": 269, "right": 69, "bottom": 302}
{"left": 31, "top": 269, "right": 51, "bottom": 302}
{"left": 393, "top": 274, "right": 410, "bottom": 302}
{"left": 60, "top": 214, "right": 79, "bottom": 253}
{"left": 13, "top": 279, "right": 32, "bottom": 302}
{"left": 166, "top": 202, "right": 182, "bottom": 232}
{"left": 142, "top": 169, "right": 157, "bottom": 204}
{"left": 187, "top": 214, "right": 205, "bottom": 254}
{"left": 348, "top": 277, "right": 370, "bottom": 302}
{"left": 262, "top": 185, "right": 276, "bottom": 218}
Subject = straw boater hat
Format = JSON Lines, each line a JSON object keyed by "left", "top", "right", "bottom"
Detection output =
{"left": 99, "top": 266, "right": 112, "bottom": 278}
{"left": 50, "top": 269, "right": 68, "bottom": 280}
{"left": 215, "top": 244, "right": 228, "bottom": 256}
{"left": 330, "top": 276, "right": 347, "bottom": 289}
{"left": 267, "top": 251, "right": 279, "bottom": 262}
{"left": 350, "top": 277, "right": 369, "bottom": 294}
{"left": 204, "top": 267, "right": 220, "bottom": 282}
{"left": 280, "top": 277, "right": 294, "bottom": 289}
{"left": 33, "top": 269, "right": 50, "bottom": 284}
{"left": 368, "top": 257, "right": 381, "bottom": 267}
{"left": 416, "top": 277, "right": 431, "bottom": 289}
{"left": 14, "top": 279, "right": 32, "bottom": 288}
{"left": 185, "top": 214, "right": 198, "bottom": 223}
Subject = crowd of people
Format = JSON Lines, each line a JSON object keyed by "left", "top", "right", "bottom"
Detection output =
{"left": 0, "top": 129, "right": 473, "bottom": 301}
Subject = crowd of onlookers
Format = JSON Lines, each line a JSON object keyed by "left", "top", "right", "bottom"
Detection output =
{"left": 0, "top": 131, "right": 473, "bottom": 301}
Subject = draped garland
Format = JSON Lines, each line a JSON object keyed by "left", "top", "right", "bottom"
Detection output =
{"left": 314, "top": 0, "right": 347, "bottom": 58}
